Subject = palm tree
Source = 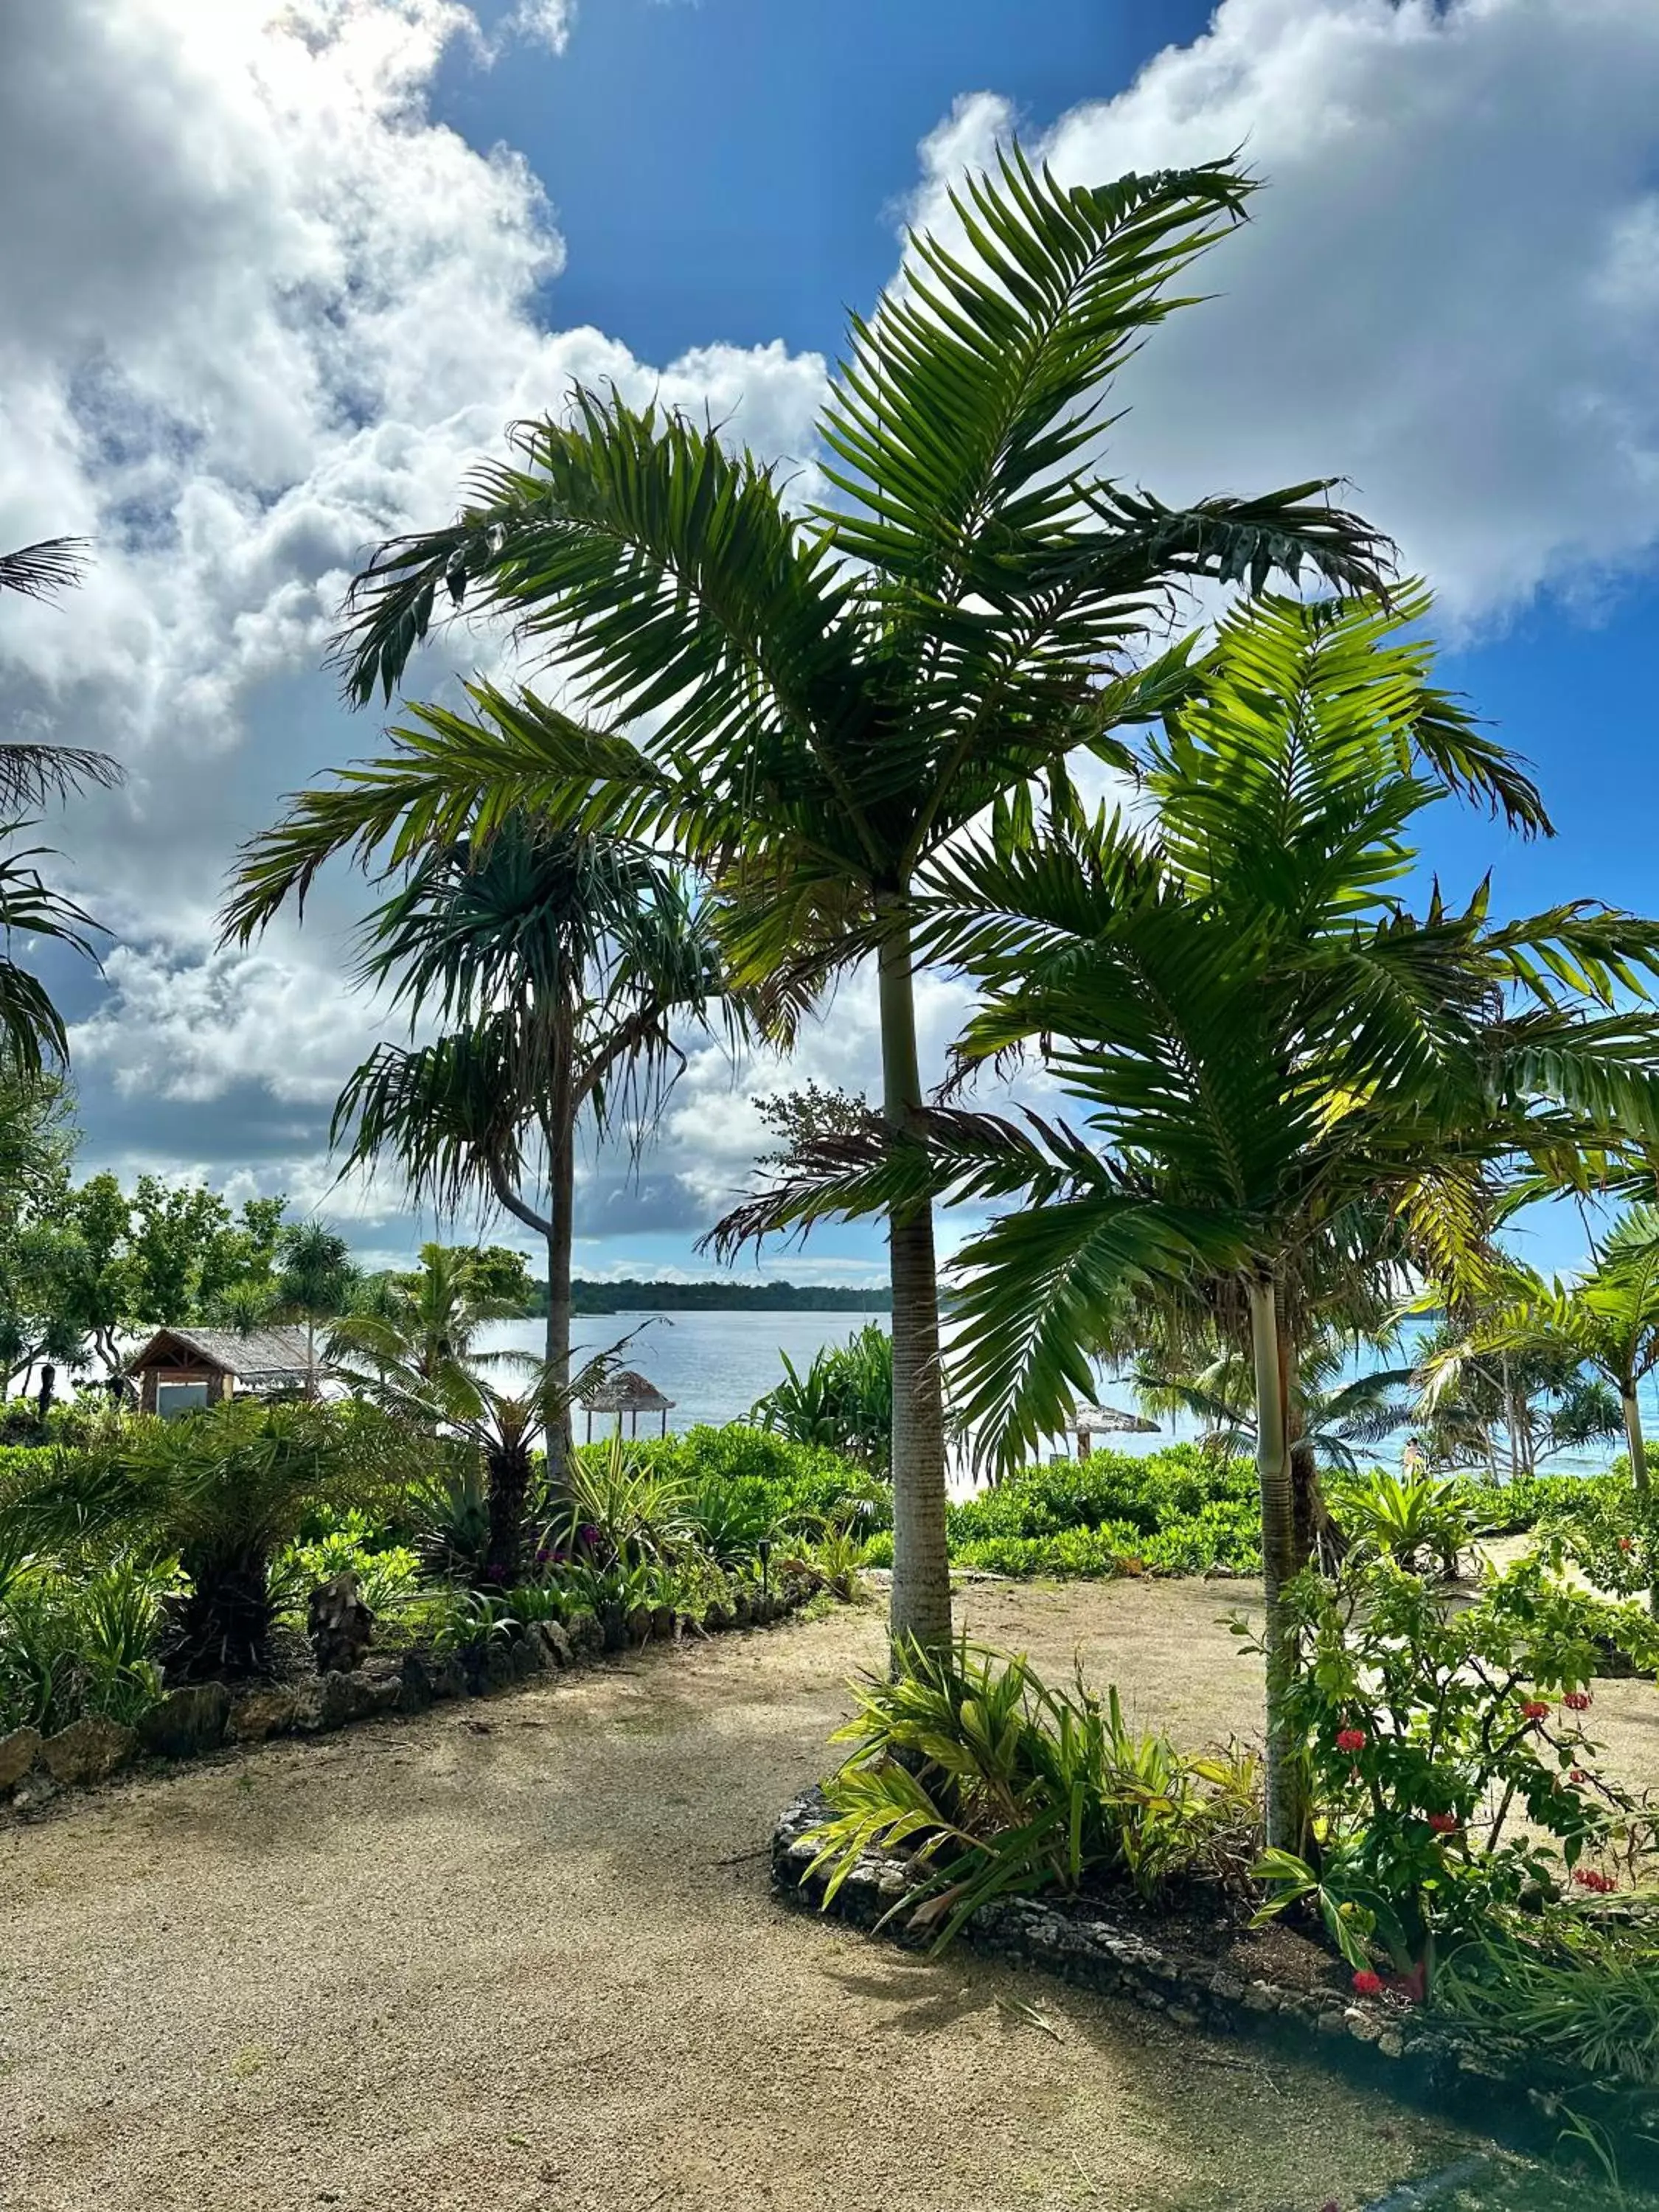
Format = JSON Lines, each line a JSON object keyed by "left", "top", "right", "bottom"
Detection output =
{"left": 0, "top": 534, "right": 125, "bottom": 1074}
{"left": 274, "top": 1222, "right": 357, "bottom": 1397}
{"left": 327, "top": 1241, "right": 522, "bottom": 1384}
{"left": 223, "top": 151, "right": 1401, "bottom": 1652}
{"left": 866, "top": 592, "right": 1659, "bottom": 1842}
{"left": 304, "top": 815, "right": 739, "bottom": 1486}
{"left": 1423, "top": 1210, "right": 1659, "bottom": 1604}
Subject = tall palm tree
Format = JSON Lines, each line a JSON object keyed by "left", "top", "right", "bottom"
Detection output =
{"left": 301, "top": 815, "right": 739, "bottom": 1486}
{"left": 0, "top": 534, "right": 124, "bottom": 1074}
{"left": 274, "top": 1222, "right": 358, "bottom": 1398}
{"left": 834, "top": 592, "right": 1659, "bottom": 1842}
{"left": 223, "top": 151, "right": 1405, "bottom": 1653}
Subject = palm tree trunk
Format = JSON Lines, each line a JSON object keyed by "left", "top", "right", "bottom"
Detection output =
{"left": 1620, "top": 1380, "right": 1655, "bottom": 1618}
{"left": 1249, "top": 1273, "right": 1301, "bottom": 1852}
{"left": 877, "top": 906, "right": 950, "bottom": 1658}
{"left": 546, "top": 1115, "right": 580, "bottom": 1495}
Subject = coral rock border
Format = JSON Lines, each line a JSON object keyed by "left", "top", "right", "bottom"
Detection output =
{"left": 771, "top": 1786, "right": 1566, "bottom": 2130}
{"left": 0, "top": 1582, "right": 821, "bottom": 1818}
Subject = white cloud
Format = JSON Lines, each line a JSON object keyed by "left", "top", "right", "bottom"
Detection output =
{"left": 906, "top": 0, "right": 1659, "bottom": 625}
{"left": 0, "top": 0, "right": 827, "bottom": 1242}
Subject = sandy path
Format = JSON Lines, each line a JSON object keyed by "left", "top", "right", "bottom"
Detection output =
{"left": 0, "top": 1583, "right": 1551, "bottom": 2212}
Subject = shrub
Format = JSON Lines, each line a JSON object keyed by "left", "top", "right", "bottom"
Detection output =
{"left": 1540, "top": 1475, "right": 1659, "bottom": 1610}
{"left": 1254, "top": 1551, "right": 1659, "bottom": 1995}
{"left": 749, "top": 1323, "right": 892, "bottom": 1475}
{"left": 270, "top": 1514, "right": 422, "bottom": 1618}
{"left": 801, "top": 1639, "right": 1259, "bottom": 1948}
{"left": 0, "top": 1555, "right": 169, "bottom": 1733}
{"left": 0, "top": 1397, "right": 405, "bottom": 1681}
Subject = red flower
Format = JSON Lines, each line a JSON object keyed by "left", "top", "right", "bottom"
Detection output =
{"left": 1619, "top": 1537, "right": 1635, "bottom": 1552}
{"left": 1562, "top": 1690, "right": 1592, "bottom": 1713}
{"left": 1520, "top": 1700, "right": 1551, "bottom": 1721}
{"left": 1351, "top": 1969, "right": 1385, "bottom": 1997}
{"left": 1427, "top": 1812, "right": 1460, "bottom": 1835}
{"left": 1335, "top": 1727, "right": 1368, "bottom": 1753}
{"left": 1570, "top": 1767, "right": 1587, "bottom": 1784}
{"left": 1573, "top": 1867, "right": 1617, "bottom": 1894}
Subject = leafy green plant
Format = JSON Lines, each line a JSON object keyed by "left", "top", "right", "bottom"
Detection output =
{"left": 1543, "top": 1477, "right": 1659, "bottom": 1612}
{"left": 751, "top": 1324, "right": 893, "bottom": 1475}
{"left": 801, "top": 1638, "right": 1259, "bottom": 1950}
{"left": 406, "top": 1455, "right": 491, "bottom": 1580}
{"left": 1326, "top": 1465, "right": 1479, "bottom": 1576}
{"left": 1252, "top": 1549, "right": 1658, "bottom": 1996}
{"left": 270, "top": 1523, "right": 421, "bottom": 1618}
{"left": 553, "top": 1434, "right": 691, "bottom": 1566}
{"left": 0, "top": 1397, "right": 399, "bottom": 1680}
{"left": 0, "top": 1554, "right": 169, "bottom": 1732}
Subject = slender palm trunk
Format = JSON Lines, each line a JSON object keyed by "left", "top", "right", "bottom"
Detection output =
{"left": 1619, "top": 1379, "right": 1655, "bottom": 1618}
{"left": 1249, "top": 1273, "right": 1301, "bottom": 1852}
{"left": 877, "top": 906, "right": 950, "bottom": 1658}
{"left": 542, "top": 1009, "right": 577, "bottom": 1494}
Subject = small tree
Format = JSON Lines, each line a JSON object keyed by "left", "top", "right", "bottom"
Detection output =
{"left": 274, "top": 1222, "right": 357, "bottom": 1397}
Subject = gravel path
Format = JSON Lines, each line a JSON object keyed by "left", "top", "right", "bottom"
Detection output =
{"left": 0, "top": 1582, "right": 1528, "bottom": 2212}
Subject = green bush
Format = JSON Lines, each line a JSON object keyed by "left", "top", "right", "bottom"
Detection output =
{"left": 0, "top": 1555, "right": 169, "bottom": 1734}
{"left": 800, "top": 1638, "right": 1259, "bottom": 1948}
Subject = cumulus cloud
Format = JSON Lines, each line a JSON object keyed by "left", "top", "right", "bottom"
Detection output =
{"left": 907, "top": 0, "right": 1659, "bottom": 625}
{"left": 0, "top": 0, "right": 827, "bottom": 1239}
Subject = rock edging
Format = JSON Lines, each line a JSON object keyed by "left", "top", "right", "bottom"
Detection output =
{"left": 0, "top": 1580, "right": 824, "bottom": 1818}
{"left": 771, "top": 1786, "right": 1569, "bottom": 2129}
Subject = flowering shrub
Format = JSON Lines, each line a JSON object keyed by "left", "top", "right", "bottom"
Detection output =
{"left": 1253, "top": 1552, "right": 1656, "bottom": 1992}
{"left": 1542, "top": 1476, "right": 1659, "bottom": 1613}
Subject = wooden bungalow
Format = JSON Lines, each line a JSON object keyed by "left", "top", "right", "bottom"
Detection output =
{"left": 126, "top": 1326, "right": 317, "bottom": 1418}
{"left": 578, "top": 1368, "right": 675, "bottom": 1442}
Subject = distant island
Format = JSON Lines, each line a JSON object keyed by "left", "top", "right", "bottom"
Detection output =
{"left": 526, "top": 1276, "right": 892, "bottom": 1315}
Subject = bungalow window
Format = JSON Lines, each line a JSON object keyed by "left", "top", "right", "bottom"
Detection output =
{"left": 156, "top": 1381, "right": 210, "bottom": 1420}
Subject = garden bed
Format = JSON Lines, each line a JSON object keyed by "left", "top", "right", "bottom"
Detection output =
{"left": 771, "top": 1784, "right": 1634, "bottom": 2149}
{"left": 0, "top": 1578, "right": 827, "bottom": 1818}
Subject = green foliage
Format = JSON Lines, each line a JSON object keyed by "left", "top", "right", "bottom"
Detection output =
{"left": 1326, "top": 1465, "right": 1481, "bottom": 1576}
{"left": 0, "top": 1554, "right": 169, "bottom": 1733}
{"left": 270, "top": 1514, "right": 421, "bottom": 1618}
{"left": 750, "top": 1323, "right": 892, "bottom": 1475}
{"left": 406, "top": 1455, "right": 491, "bottom": 1581}
{"left": 0, "top": 1397, "right": 402, "bottom": 1680}
{"left": 1254, "top": 1550, "right": 1658, "bottom": 1990}
{"left": 575, "top": 1425, "right": 889, "bottom": 1534}
{"left": 801, "top": 1638, "right": 1259, "bottom": 1950}
{"left": 1542, "top": 1475, "right": 1659, "bottom": 1609}
{"left": 874, "top": 1445, "right": 1265, "bottom": 1580}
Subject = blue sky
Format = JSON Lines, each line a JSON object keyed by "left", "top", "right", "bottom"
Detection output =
{"left": 3, "top": 0, "right": 1659, "bottom": 1286}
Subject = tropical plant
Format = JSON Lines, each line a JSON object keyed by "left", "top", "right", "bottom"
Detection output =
{"left": 223, "top": 150, "right": 1394, "bottom": 1655}
{"left": 238, "top": 806, "right": 744, "bottom": 1485}
{"left": 0, "top": 534, "right": 124, "bottom": 1076}
{"left": 1423, "top": 1209, "right": 1659, "bottom": 1606}
{"left": 0, "top": 1397, "right": 394, "bottom": 1679}
{"left": 1254, "top": 1546, "right": 1659, "bottom": 1997}
{"left": 859, "top": 591, "right": 1659, "bottom": 1844}
{"left": 327, "top": 1241, "right": 523, "bottom": 1385}
{"left": 274, "top": 1222, "right": 357, "bottom": 1397}
{"left": 552, "top": 1433, "right": 692, "bottom": 1567}
{"left": 1408, "top": 1305, "right": 1622, "bottom": 1482}
{"left": 750, "top": 1321, "right": 894, "bottom": 1473}
{"left": 1324, "top": 1465, "right": 1478, "bottom": 1577}
{"left": 800, "top": 1638, "right": 1259, "bottom": 1950}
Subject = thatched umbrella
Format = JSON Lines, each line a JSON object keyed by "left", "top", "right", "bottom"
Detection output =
{"left": 1063, "top": 1402, "right": 1158, "bottom": 1461}
{"left": 578, "top": 1368, "right": 675, "bottom": 1441}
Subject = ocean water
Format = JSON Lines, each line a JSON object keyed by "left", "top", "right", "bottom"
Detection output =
{"left": 473, "top": 1310, "right": 891, "bottom": 1439}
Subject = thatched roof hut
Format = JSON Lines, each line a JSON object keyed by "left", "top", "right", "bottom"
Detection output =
{"left": 578, "top": 1367, "right": 675, "bottom": 1440}
{"left": 127, "top": 1326, "right": 317, "bottom": 1417}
